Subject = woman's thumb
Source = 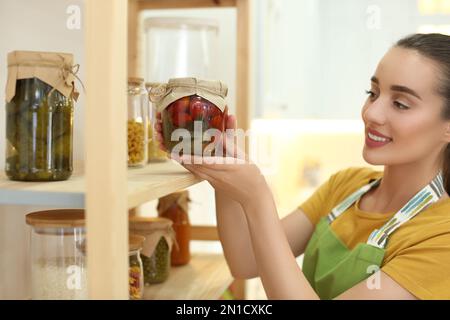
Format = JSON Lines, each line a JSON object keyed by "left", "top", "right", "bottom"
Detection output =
{"left": 226, "top": 114, "right": 237, "bottom": 130}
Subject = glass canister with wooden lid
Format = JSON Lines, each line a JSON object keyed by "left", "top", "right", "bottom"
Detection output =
{"left": 25, "top": 209, "right": 87, "bottom": 300}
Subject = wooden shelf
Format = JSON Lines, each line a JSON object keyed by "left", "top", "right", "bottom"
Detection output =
{"left": 144, "top": 253, "right": 233, "bottom": 300}
{"left": 0, "top": 161, "right": 201, "bottom": 208}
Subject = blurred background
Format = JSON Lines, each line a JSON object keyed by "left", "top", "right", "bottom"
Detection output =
{"left": 0, "top": 0, "right": 449, "bottom": 299}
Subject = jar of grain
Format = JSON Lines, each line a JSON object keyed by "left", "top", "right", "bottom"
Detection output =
{"left": 26, "top": 209, "right": 87, "bottom": 300}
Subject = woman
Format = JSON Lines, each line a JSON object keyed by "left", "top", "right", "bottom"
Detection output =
{"left": 156, "top": 33, "right": 450, "bottom": 300}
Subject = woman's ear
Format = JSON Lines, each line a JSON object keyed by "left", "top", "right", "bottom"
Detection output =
{"left": 444, "top": 122, "right": 450, "bottom": 143}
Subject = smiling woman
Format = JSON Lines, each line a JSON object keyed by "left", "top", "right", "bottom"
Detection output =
{"left": 156, "top": 33, "right": 450, "bottom": 300}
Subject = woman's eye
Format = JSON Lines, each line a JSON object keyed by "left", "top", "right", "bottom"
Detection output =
{"left": 365, "top": 90, "right": 377, "bottom": 99}
{"left": 393, "top": 101, "right": 410, "bottom": 110}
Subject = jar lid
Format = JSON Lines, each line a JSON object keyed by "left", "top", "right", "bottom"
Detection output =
{"left": 128, "top": 77, "right": 144, "bottom": 85}
{"left": 152, "top": 77, "right": 228, "bottom": 113}
{"left": 145, "top": 82, "right": 163, "bottom": 89}
{"left": 167, "top": 77, "right": 227, "bottom": 98}
{"left": 6, "top": 50, "right": 78, "bottom": 102}
{"left": 144, "top": 17, "right": 219, "bottom": 32}
{"left": 129, "top": 216, "right": 173, "bottom": 232}
{"left": 157, "top": 190, "right": 190, "bottom": 215}
{"left": 129, "top": 234, "right": 145, "bottom": 251}
{"left": 25, "top": 209, "right": 85, "bottom": 228}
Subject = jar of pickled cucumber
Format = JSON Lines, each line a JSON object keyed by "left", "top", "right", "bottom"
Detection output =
{"left": 128, "top": 78, "right": 149, "bottom": 167}
{"left": 5, "top": 51, "right": 78, "bottom": 181}
{"left": 129, "top": 234, "right": 145, "bottom": 300}
{"left": 129, "top": 217, "right": 174, "bottom": 285}
{"left": 145, "top": 82, "right": 168, "bottom": 163}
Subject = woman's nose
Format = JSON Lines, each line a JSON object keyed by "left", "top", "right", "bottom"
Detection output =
{"left": 362, "top": 99, "right": 388, "bottom": 125}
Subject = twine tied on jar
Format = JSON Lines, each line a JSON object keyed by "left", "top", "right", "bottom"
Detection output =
{"left": 6, "top": 50, "right": 84, "bottom": 103}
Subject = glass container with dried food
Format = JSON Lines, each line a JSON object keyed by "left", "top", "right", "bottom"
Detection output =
{"left": 152, "top": 78, "right": 228, "bottom": 157}
{"left": 26, "top": 209, "right": 87, "bottom": 300}
{"left": 157, "top": 191, "right": 191, "bottom": 266}
{"left": 128, "top": 77, "right": 149, "bottom": 167}
{"left": 129, "top": 216, "right": 174, "bottom": 285}
{"left": 5, "top": 51, "right": 78, "bottom": 181}
{"left": 129, "top": 234, "right": 145, "bottom": 300}
{"left": 145, "top": 82, "right": 168, "bottom": 162}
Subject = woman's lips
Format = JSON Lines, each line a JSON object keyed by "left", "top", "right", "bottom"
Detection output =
{"left": 365, "top": 128, "right": 393, "bottom": 148}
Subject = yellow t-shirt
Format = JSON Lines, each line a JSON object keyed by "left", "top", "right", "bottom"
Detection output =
{"left": 299, "top": 167, "right": 450, "bottom": 300}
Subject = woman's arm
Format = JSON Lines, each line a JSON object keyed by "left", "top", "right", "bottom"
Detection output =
{"left": 216, "top": 189, "right": 315, "bottom": 280}
{"left": 243, "top": 190, "right": 319, "bottom": 299}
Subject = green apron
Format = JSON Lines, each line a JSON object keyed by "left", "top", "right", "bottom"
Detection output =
{"left": 302, "top": 172, "right": 444, "bottom": 300}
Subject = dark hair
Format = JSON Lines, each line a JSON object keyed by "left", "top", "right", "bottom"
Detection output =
{"left": 395, "top": 33, "right": 450, "bottom": 193}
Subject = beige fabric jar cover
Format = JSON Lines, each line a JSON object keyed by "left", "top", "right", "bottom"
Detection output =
{"left": 157, "top": 190, "right": 190, "bottom": 215}
{"left": 6, "top": 50, "right": 79, "bottom": 102}
{"left": 129, "top": 217, "right": 176, "bottom": 258}
{"left": 150, "top": 77, "right": 228, "bottom": 113}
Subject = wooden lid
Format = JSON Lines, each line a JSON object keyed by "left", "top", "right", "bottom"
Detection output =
{"left": 129, "top": 234, "right": 145, "bottom": 251}
{"left": 129, "top": 216, "right": 173, "bottom": 234}
{"left": 26, "top": 209, "right": 85, "bottom": 228}
{"left": 72, "top": 234, "right": 145, "bottom": 254}
{"left": 128, "top": 77, "right": 144, "bottom": 85}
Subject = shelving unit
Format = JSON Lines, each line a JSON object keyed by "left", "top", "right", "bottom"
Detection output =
{"left": 0, "top": 161, "right": 201, "bottom": 209}
{"left": 144, "top": 254, "right": 233, "bottom": 300}
{"left": 0, "top": 0, "right": 251, "bottom": 300}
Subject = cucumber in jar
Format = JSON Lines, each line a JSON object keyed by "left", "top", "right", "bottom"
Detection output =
{"left": 5, "top": 78, "right": 73, "bottom": 181}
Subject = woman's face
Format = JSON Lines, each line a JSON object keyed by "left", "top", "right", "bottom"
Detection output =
{"left": 362, "top": 47, "right": 449, "bottom": 167}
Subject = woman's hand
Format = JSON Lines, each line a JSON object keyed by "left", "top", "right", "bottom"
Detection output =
{"left": 154, "top": 111, "right": 272, "bottom": 210}
{"left": 183, "top": 156, "right": 270, "bottom": 210}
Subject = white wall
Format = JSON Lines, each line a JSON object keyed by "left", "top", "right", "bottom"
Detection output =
{"left": 0, "top": 0, "right": 84, "bottom": 299}
{"left": 256, "top": 0, "right": 450, "bottom": 119}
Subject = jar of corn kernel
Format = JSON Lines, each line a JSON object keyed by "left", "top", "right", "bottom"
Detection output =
{"left": 127, "top": 78, "right": 149, "bottom": 167}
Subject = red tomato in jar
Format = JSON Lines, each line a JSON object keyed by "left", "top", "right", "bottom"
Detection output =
{"left": 210, "top": 115, "right": 224, "bottom": 130}
{"left": 172, "top": 113, "right": 193, "bottom": 128}
{"left": 207, "top": 105, "right": 222, "bottom": 118}
{"left": 170, "top": 96, "right": 190, "bottom": 114}
{"left": 190, "top": 101, "right": 205, "bottom": 120}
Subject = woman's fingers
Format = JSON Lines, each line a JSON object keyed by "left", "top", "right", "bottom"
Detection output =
{"left": 226, "top": 114, "right": 237, "bottom": 130}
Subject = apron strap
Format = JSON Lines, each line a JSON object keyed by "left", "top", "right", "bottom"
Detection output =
{"left": 327, "top": 179, "right": 380, "bottom": 223}
{"left": 325, "top": 171, "right": 444, "bottom": 249}
{"left": 367, "top": 171, "right": 444, "bottom": 249}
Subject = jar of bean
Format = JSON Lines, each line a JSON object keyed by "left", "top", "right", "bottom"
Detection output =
{"left": 129, "top": 217, "right": 175, "bottom": 285}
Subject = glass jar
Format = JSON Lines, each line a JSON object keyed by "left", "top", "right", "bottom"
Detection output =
{"left": 154, "top": 78, "right": 228, "bottom": 156}
{"left": 129, "top": 234, "right": 145, "bottom": 300}
{"left": 145, "top": 82, "right": 168, "bottom": 163}
{"left": 157, "top": 191, "right": 191, "bottom": 266}
{"left": 5, "top": 51, "right": 76, "bottom": 181}
{"left": 129, "top": 216, "right": 174, "bottom": 285}
{"left": 128, "top": 77, "right": 149, "bottom": 167}
{"left": 26, "top": 209, "right": 87, "bottom": 300}
{"left": 144, "top": 17, "right": 219, "bottom": 81}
